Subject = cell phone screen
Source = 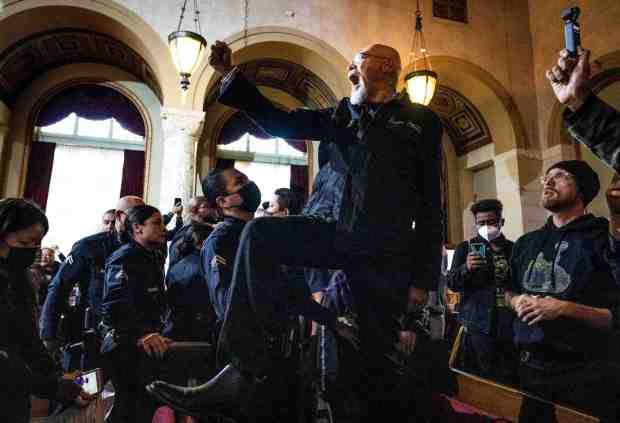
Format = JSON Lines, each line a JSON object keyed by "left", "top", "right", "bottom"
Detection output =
{"left": 469, "top": 243, "right": 486, "bottom": 258}
{"left": 76, "top": 369, "right": 100, "bottom": 395}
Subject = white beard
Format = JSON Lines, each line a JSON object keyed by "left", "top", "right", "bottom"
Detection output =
{"left": 350, "top": 84, "right": 368, "bottom": 105}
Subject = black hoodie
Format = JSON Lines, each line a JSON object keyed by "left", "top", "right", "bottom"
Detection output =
{"left": 509, "top": 214, "right": 620, "bottom": 358}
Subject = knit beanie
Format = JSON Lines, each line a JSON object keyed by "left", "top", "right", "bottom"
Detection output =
{"left": 546, "top": 160, "right": 600, "bottom": 206}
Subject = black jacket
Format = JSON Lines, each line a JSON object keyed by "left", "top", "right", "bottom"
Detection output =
{"left": 447, "top": 235, "right": 513, "bottom": 336}
{"left": 163, "top": 249, "right": 216, "bottom": 341}
{"left": 509, "top": 214, "right": 620, "bottom": 357}
{"left": 0, "top": 262, "right": 60, "bottom": 402}
{"left": 302, "top": 143, "right": 345, "bottom": 222}
{"left": 40, "top": 231, "right": 121, "bottom": 340}
{"left": 100, "top": 241, "right": 166, "bottom": 353}
{"left": 564, "top": 95, "right": 620, "bottom": 173}
{"left": 218, "top": 70, "right": 444, "bottom": 289}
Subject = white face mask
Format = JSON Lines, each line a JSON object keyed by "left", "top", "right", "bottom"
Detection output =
{"left": 478, "top": 225, "right": 501, "bottom": 242}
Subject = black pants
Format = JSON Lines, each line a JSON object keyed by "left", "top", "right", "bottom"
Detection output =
{"left": 465, "top": 330, "right": 518, "bottom": 385}
{"left": 105, "top": 346, "right": 165, "bottom": 423}
{"left": 218, "top": 216, "right": 413, "bottom": 420}
{"left": 519, "top": 359, "right": 620, "bottom": 422}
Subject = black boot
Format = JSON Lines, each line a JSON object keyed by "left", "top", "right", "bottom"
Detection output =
{"left": 146, "top": 364, "right": 250, "bottom": 417}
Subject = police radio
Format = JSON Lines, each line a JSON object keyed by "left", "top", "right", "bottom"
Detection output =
{"left": 562, "top": 6, "right": 581, "bottom": 58}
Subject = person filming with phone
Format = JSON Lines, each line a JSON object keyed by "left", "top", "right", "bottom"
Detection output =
{"left": 447, "top": 199, "right": 517, "bottom": 384}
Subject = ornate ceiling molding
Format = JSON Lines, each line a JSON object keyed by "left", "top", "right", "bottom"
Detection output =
{"left": 430, "top": 85, "right": 493, "bottom": 156}
{"left": 204, "top": 58, "right": 338, "bottom": 110}
{"left": 0, "top": 28, "right": 162, "bottom": 107}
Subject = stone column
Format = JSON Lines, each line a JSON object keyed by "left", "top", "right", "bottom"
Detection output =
{"left": 493, "top": 148, "right": 546, "bottom": 239}
{"left": 160, "top": 108, "right": 205, "bottom": 210}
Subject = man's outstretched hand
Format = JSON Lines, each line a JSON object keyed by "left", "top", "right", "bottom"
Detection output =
{"left": 209, "top": 40, "right": 233, "bottom": 75}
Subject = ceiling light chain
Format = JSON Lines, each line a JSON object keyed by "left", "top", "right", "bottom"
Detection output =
{"left": 243, "top": 0, "right": 249, "bottom": 47}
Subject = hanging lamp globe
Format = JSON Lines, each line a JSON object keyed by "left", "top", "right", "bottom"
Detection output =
{"left": 168, "top": 30, "right": 207, "bottom": 91}
{"left": 404, "top": 69, "right": 437, "bottom": 106}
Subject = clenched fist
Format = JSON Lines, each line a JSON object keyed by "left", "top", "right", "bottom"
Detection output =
{"left": 209, "top": 40, "right": 233, "bottom": 75}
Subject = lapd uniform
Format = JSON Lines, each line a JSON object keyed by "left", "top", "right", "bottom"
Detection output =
{"left": 40, "top": 230, "right": 121, "bottom": 370}
{"left": 202, "top": 217, "right": 246, "bottom": 323}
{"left": 101, "top": 240, "right": 167, "bottom": 423}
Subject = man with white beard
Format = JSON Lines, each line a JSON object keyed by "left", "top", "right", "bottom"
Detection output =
{"left": 148, "top": 42, "right": 444, "bottom": 422}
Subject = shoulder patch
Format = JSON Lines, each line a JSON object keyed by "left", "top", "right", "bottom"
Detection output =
{"left": 115, "top": 268, "right": 128, "bottom": 281}
{"left": 211, "top": 255, "right": 227, "bottom": 268}
{"left": 66, "top": 255, "right": 74, "bottom": 265}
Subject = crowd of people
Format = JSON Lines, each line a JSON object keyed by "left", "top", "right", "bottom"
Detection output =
{"left": 2, "top": 37, "right": 620, "bottom": 423}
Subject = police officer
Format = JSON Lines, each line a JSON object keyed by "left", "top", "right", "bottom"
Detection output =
{"left": 163, "top": 223, "right": 217, "bottom": 386}
{"left": 101, "top": 205, "right": 170, "bottom": 423}
{"left": 168, "top": 196, "right": 217, "bottom": 268}
{"left": 40, "top": 196, "right": 144, "bottom": 370}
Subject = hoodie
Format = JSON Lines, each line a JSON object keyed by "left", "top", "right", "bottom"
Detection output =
{"left": 509, "top": 214, "right": 620, "bottom": 358}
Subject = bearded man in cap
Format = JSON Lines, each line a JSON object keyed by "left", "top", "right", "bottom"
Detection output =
{"left": 506, "top": 160, "right": 620, "bottom": 422}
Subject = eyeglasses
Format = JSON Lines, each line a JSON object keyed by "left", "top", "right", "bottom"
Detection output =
{"left": 540, "top": 171, "right": 574, "bottom": 185}
{"left": 352, "top": 52, "right": 392, "bottom": 65}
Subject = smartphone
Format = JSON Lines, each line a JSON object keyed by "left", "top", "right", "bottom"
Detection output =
{"left": 75, "top": 368, "right": 103, "bottom": 395}
{"left": 469, "top": 242, "right": 486, "bottom": 258}
{"left": 561, "top": 6, "right": 581, "bottom": 57}
{"left": 174, "top": 197, "right": 182, "bottom": 207}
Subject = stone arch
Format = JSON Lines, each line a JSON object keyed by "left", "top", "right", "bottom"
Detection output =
{"left": 195, "top": 28, "right": 348, "bottom": 182}
{"left": 402, "top": 55, "right": 530, "bottom": 155}
{"left": 191, "top": 26, "right": 350, "bottom": 110}
{"left": 0, "top": 0, "right": 180, "bottom": 107}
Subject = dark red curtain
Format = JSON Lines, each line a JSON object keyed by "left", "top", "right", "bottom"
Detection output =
{"left": 119, "top": 150, "right": 145, "bottom": 198}
{"left": 23, "top": 142, "right": 56, "bottom": 210}
{"left": 219, "top": 112, "right": 306, "bottom": 152}
{"left": 290, "top": 165, "right": 309, "bottom": 201}
{"left": 37, "top": 84, "right": 145, "bottom": 137}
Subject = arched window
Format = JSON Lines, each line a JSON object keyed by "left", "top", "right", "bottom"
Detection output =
{"left": 25, "top": 84, "right": 145, "bottom": 255}
{"left": 215, "top": 112, "right": 309, "bottom": 206}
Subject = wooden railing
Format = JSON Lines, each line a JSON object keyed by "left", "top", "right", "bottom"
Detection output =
{"left": 453, "top": 369, "right": 599, "bottom": 423}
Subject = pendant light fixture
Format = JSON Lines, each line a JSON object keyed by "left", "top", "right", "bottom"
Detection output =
{"left": 404, "top": 0, "right": 438, "bottom": 105}
{"left": 168, "top": 0, "right": 207, "bottom": 92}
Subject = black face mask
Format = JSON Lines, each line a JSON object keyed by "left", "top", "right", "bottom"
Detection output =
{"left": 7, "top": 247, "right": 38, "bottom": 270}
{"left": 235, "top": 181, "right": 262, "bottom": 213}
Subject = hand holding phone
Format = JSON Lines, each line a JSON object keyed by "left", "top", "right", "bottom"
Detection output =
{"left": 466, "top": 243, "right": 486, "bottom": 272}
